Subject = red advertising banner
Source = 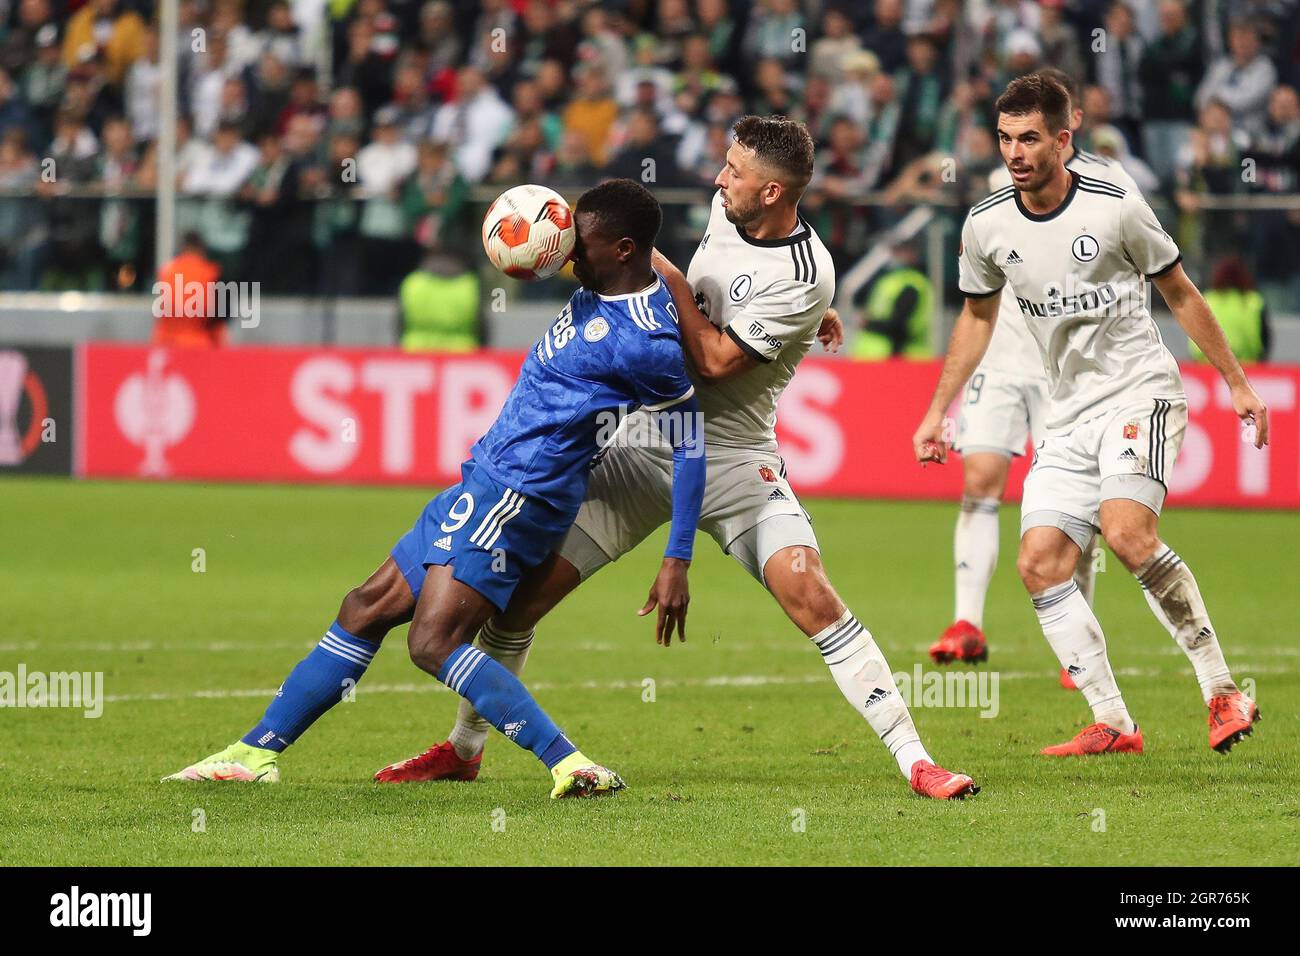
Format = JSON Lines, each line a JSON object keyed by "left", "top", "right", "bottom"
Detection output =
{"left": 79, "top": 344, "right": 1300, "bottom": 509}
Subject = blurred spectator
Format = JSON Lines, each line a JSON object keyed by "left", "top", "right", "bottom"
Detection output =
{"left": 245, "top": 54, "right": 292, "bottom": 140}
{"left": 575, "top": 7, "right": 629, "bottom": 79}
{"left": 548, "top": 128, "right": 599, "bottom": 187}
{"left": 152, "top": 231, "right": 227, "bottom": 348}
{"left": 1175, "top": 100, "right": 1251, "bottom": 264}
{"left": 1094, "top": 2, "right": 1145, "bottom": 154}
{"left": 336, "top": 16, "right": 393, "bottom": 118}
{"left": 826, "top": 50, "right": 879, "bottom": 128}
{"left": 97, "top": 115, "right": 141, "bottom": 288}
{"left": 191, "top": 31, "right": 236, "bottom": 139}
{"left": 1, "top": 0, "right": 59, "bottom": 78}
{"left": 398, "top": 247, "right": 480, "bottom": 352}
{"left": 62, "top": 0, "right": 146, "bottom": 86}
{"left": 417, "top": 1, "right": 462, "bottom": 75}
{"left": 124, "top": 25, "right": 161, "bottom": 143}
{"left": 403, "top": 139, "right": 468, "bottom": 250}
{"left": 312, "top": 131, "right": 363, "bottom": 296}
{"left": 327, "top": 86, "right": 366, "bottom": 140}
{"left": 743, "top": 0, "right": 805, "bottom": 68}
{"left": 1090, "top": 123, "right": 1159, "bottom": 193}
{"left": 432, "top": 66, "right": 512, "bottom": 182}
{"left": 1192, "top": 256, "right": 1270, "bottom": 363}
{"left": 862, "top": 0, "right": 908, "bottom": 74}
{"left": 22, "top": 23, "right": 65, "bottom": 145}
{"left": 696, "top": 0, "right": 738, "bottom": 75}
{"left": 753, "top": 56, "right": 802, "bottom": 116}
{"left": 1248, "top": 84, "right": 1300, "bottom": 310}
{"left": 561, "top": 63, "right": 617, "bottom": 168}
{"left": 809, "top": 7, "right": 862, "bottom": 82}
{"left": 1036, "top": 0, "right": 1084, "bottom": 83}
{"left": 0, "top": 128, "right": 43, "bottom": 289}
{"left": 242, "top": 130, "right": 311, "bottom": 292}
{"left": 37, "top": 109, "right": 99, "bottom": 290}
{"left": 389, "top": 57, "right": 436, "bottom": 142}
{"left": 891, "top": 34, "right": 947, "bottom": 172}
{"left": 0, "top": 67, "right": 39, "bottom": 149}
{"left": 182, "top": 119, "right": 259, "bottom": 275}
{"left": 1196, "top": 19, "right": 1278, "bottom": 135}
{"left": 276, "top": 67, "right": 326, "bottom": 138}
{"left": 1138, "top": 0, "right": 1202, "bottom": 184}
{"left": 607, "top": 107, "right": 683, "bottom": 187}
{"left": 357, "top": 106, "right": 417, "bottom": 293}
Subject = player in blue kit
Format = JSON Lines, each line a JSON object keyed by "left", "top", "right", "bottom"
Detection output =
{"left": 163, "top": 179, "right": 706, "bottom": 798}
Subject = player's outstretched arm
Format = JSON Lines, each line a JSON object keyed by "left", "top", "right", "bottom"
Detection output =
{"left": 1153, "top": 264, "right": 1269, "bottom": 448}
{"left": 651, "top": 248, "right": 757, "bottom": 382}
{"left": 638, "top": 393, "right": 706, "bottom": 646}
{"left": 912, "top": 292, "right": 1000, "bottom": 464}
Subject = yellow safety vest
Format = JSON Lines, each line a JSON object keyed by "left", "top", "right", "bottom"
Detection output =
{"left": 1194, "top": 289, "right": 1265, "bottom": 363}
{"left": 399, "top": 271, "right": 480, "bottom": 352}
{"left": 851, "top": 267, "right": 933, "bottom": 360}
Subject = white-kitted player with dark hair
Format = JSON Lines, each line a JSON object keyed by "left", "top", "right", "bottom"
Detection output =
{"left": 932, "top": 68, "right": 1177, "bottom": 689}
{"left": 379, "top": 115, "right": 980, "bottom": 799}
{"left": 913, "top": 73, "right": 1269, "bottom": 757}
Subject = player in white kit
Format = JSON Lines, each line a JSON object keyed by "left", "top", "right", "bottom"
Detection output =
{"left": 379, "top": 116, "right": 978, "bottom": 799}
{"left": 913, "top": 74, "right": 1268, "bottom": 756}
{"left": 933, "top": 69, "right": 1172, "bottom": 689}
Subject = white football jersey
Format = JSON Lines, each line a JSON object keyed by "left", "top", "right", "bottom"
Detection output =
{"left": 959, "top": 167, "right": 1184, "bottom": 432}
{"left": 981, "top": 149, "right": 1142, "bottom": 379}
{"left": 685, "top": 190, "right": 836, "bottom": 451}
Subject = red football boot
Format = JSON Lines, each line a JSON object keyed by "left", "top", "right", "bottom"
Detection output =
{"left": 1059, "top": 667, "right": 1078, "bottom": 690}
{"left": 929, "top": 620, "right": 988, "bottom": 664}
{"left": 1040, "top": 722, "right": 1144, "bottom": 756}
{"left": 1208, "top": 692, "right": 1260, "bottom": 753}
{"left": 910, "top": 760, "right": 979, "bottom": 800}
{"left": 374, "top": 741, "right": 482, "bottom": 783}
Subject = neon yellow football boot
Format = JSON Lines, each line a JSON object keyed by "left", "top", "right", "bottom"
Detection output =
{"left": 162, "top": 741, "right": 281, "bottom": 783}
{"left": 549, "top": 751, "right": 625, "bottom": 799}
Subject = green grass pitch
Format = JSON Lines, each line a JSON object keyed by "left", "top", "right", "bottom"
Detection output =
{"left": 1, "top": 476, "right": 1296, "bottom": 866}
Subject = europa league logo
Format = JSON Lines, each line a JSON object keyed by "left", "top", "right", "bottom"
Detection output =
{"left": 113, "top": 350, "right": 196, "bottom": 476}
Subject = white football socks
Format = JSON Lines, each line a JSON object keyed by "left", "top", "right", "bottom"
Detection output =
{"left": 1135, "top": 544, "right": 1237, "bottom": 703}
{"left": 954, "top": 495, "right": 1000, "bottom": 628}
{"left": 446, "top": 620, "right": 535, "bottom": 760}
{"left": 811, "top": 609, "right": 931, "bottom": 777}
{"left": 1031, "top": 580, "right": 1135, "bottom": 733}
{"left": 1074, "top": 534, "right": 1097, "bottom": 606}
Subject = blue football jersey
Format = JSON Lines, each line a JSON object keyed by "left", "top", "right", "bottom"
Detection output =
{"left": 471, "top": 273, "right": 694, "bottom": 515}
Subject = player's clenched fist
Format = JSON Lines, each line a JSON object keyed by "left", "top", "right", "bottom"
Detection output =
{"left": 912, "top": 411, "right": 948, "bottom": 464}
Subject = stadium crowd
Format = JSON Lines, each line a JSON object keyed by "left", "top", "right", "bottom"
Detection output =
{"left": 0, "top": 0, "right": 1297, "bottom": 320}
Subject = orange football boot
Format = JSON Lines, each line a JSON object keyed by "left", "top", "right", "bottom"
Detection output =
{"left": 374, "top": 741, "right": 482, "bottom": 783}
{"left": 1040, "top": 722, "right": 1144, "bottom": 756}
{"left": 910, "top": 760, "right": 980, "bottom": 799}
{"left": 1208, "top": 692, "right": 1260, "bottom": 753}
{"left": 929, "top": 620, "right": 988, "bottom": 664}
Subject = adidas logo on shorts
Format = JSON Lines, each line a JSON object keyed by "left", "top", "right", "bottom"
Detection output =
{"left": 433, "top": 535, "right": 453, "bottom": 551}
{"left": 1117, "top": 448, "right": 1139, "bottom": 463}
{"left": 768, "top": 488, "right": 787, "bottom": 500}
{"left": 1005, "top": 249, "right": 1024, "bottom": 265}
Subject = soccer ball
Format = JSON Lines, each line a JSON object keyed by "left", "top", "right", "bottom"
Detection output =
{"left": 481, "top": 184, "right": 575, "bottom": 280}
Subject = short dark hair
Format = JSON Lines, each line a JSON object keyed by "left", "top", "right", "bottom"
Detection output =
{"left": 731, "top": 114, "right": 815, "bottom": 193}
{"left": 1034, "top": 67, "right": 1081, "bottom": 109}
{"left": 994, "top": 73, "right": 1071, "bottom": 134}
{"left": 576, "top": 178, "right": 662, "bottom": 251}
